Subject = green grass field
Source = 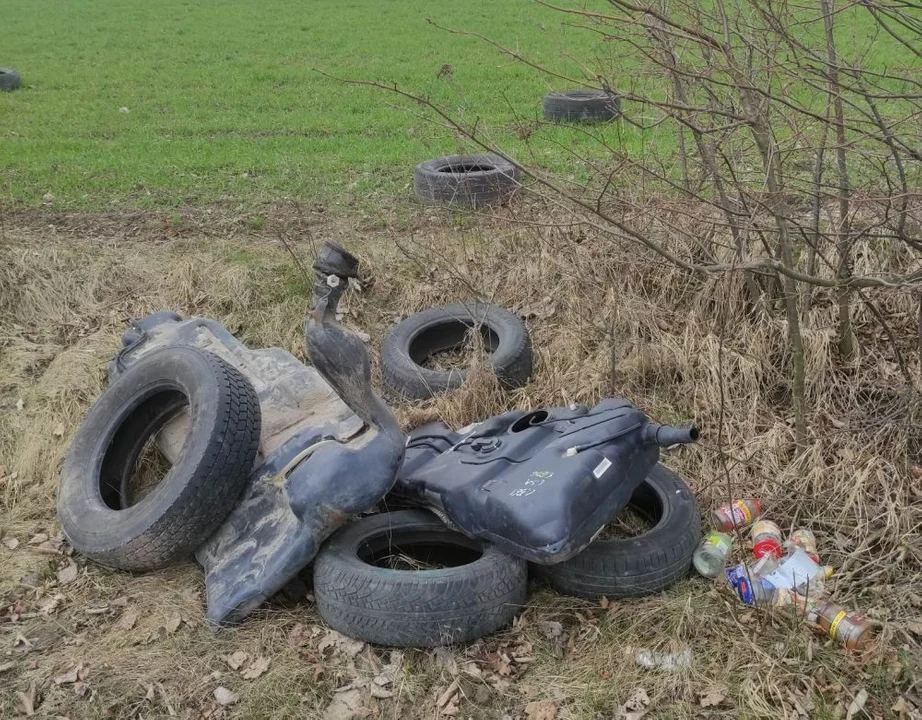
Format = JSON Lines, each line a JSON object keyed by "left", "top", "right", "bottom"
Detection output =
{"left": 1, "top": 0, "right": 912, "bottom": 212}
{"left": 0, "top": 0, "right": 636, "bottom": 210}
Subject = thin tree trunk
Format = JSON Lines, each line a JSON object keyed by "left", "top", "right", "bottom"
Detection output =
{"left": 821, "top": 0, "right": 857, "bottom": 362}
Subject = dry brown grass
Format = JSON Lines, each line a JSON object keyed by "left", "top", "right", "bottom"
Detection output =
{"left": 0, "top": 205, "right": 919, "bottom": 719}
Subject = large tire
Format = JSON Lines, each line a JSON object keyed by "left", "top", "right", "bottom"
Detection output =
{"left": 0, "top": 68, "right": 21, "bottom": 91}
{"left": 535, "top": 465, "right": 700, "bottom": 599}
{"left": 414, "top": 154, "right": 521, "bottom": 207}
{"left": 543, "top": 89, "right": 620, "bottom": 122}
{"left": 313, "top": 510, "right": 527, "bottom": 647}
{"left": 58, "top": 347, "right": 261, "bottom": 572}
{"left": 380, "top": 302, "right": 532, "bottom": 400}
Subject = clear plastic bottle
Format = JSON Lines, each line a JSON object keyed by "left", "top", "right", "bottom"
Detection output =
{"left": 712, "top": 498, "right": 762, "bottom": 531}
{"left": 804, "top": 600, "right": 872, "bottom": 649}
{"left": 693, "top": 531, "right": 733, "bottom": 577}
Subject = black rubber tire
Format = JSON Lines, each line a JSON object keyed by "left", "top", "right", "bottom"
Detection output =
{"left": 313, "top": 510, "right": 527, "bottom": 647}
{"left": 543, "top": 89, "right": 620, "bottom": 122}
{"left": 535, "top": 464, "right": 700, "bottom": 599}
{"left": 380, "top": 302, "right": 533, "bottom": 400}
{"left": 58, "top": 346, "right": 261, "bottom": 572}
{"left": 0, "top": 68, "right": 21, "bottom": 91}
{"left": 414, "top": 153, "right": 521, "bottom": 207}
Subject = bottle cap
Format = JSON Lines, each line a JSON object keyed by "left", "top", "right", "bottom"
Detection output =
{"left": 753, "top": 538, "right": 782, "bottom": 559}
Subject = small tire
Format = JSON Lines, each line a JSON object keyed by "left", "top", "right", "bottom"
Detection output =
{"left": 414, "top": 154, "right": 521, "bottom": 207}
{"left": 313, "top": 510, "right": 527, "bottom": 647}
{"left": 543, "top": 89, "right": 620, "bottom": 123}
{"left": 380, "top": 302, "right": 533, "bottom": 400}
{"left": 57, "top": 346, "right": 261, "bottom": 572}
{"left": 0, "top": 68, "right": 21, "bottom": 92}
{"left": 535, "top": 465, "right": 700, "bottom": 599}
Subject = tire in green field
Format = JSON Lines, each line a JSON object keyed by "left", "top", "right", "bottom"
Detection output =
{"left": 0, "top": 68, "right": 21, "bottom": 91}
{"left": 542, "top": 89, "right": 620, "bottom": 122}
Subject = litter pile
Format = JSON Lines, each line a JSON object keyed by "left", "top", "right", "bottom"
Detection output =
{"left": 55, "top": 242, "right": 702, "bottom": 648}
{"left": 693, "top": 500, "right": 872, "bottom": 650}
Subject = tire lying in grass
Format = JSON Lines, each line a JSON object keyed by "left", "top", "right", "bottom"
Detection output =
{"left": 0, "top": 68, "right": 21, "bottom": 91}
{"left": 534, "top": 464, "right": 700, "bottom": 599}
{"left": 58, "top": 346, "right": 261, "bottom": 572}
{"left": 313, "top": 510, "right": 527, "bottom": 647}
{"left": 414, "top": 153, "right": 521, "bottom": 208}
{"left": 380, "top": 302, "right": 533, "bottom": 400}
{"left": 542, "top": 89, "right": 620, "bottom": 123}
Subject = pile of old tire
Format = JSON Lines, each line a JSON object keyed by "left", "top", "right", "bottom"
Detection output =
{"left": 414, "top": 153, "right": 521, "bottom": 208}
{"left": 311, "top": 465, "right": 699, "bottom": 647}
{"left": 0, "top": 68, "right": 20, "bottom": 91}
{"left": 380, "top": 301, "right": 533, "bottom": 400}
{"left": 57, "top": 347, "right": 261, "bottom": 571}
{"left": 543, "top": 88, "right": 620, "bottom": 123}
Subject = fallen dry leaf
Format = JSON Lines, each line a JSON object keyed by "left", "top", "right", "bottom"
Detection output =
{"left": 53, "top": 424, "right": 65, "bottom": 437}
{"left": 317, "top": 629, "right": 365, "bottom": 658}
{"left": 28, "top": 533, "right": 49, "bottom": 546}
{"left": 54, "top": 664, "right": 83, "bottom": 685}
{"left": 907, "top": 618, "right": 922, "bottom": 636}
{"left": 323, "top": 688, "right": 365, "bottom": 720}
{"left": 700, "top": 685, "right": 728, "bottom": 708}
{"left": 241, "top": 656, "right": 270, "bottom": 680}
{"left": 3, "top": 536, "right": 19, "bottom": 550}
{"left": 38, "top": 595, "right": 63, "bottom": 615}
{"left": 616, "top": 688, "right": 651, "bottom": 720}
{"left": 524, "top": 699, "right": 557, "bottom": 720}
{"left": 223, "top": 650, "right": 248, "bottom": 670}
{"left": 56, "top": 561, "right": 78, "bottom": 585}
{"left": 162, "top": 613, "right": 182, "bottom": 634}
{"left": 16, "top": 684, "right": 37, "bottom": 715}
{"left": 892, "top": 696, "right": 915, "bottom": 717}
{"left": 213, "top": 686, "right": 239, "bottom": 706}
{"left": 0, "top": 661, "right": 15, "bottom": 673}
{"left": 117, "top": 608, "right": 139, "bottom": 631}
{"left": 538, "top": 620, "right": 563, "bottom": 639}
{"left": 16, "top": 398, "right": 24, "bottom": 411}
{"left": 846, "top": 689, "right": 868, "bottom": 720}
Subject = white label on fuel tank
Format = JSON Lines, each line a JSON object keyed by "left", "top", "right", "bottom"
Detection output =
{"left": 593, "top": 457, "right": 612, "bottom": 479}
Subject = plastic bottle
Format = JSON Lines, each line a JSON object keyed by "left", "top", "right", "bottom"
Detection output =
{"left": 785, "top": 528, "right": 819, "bottom": 563}
{"left": 726, "top": 563, "right": 790, "bottom": 606}
{"left": 751, "top": 520, "right": 783, "bottom": 559}
{"left": 804, "top": 600, "right": 872, "bottom": 649}
{"left": 693, "top": 531, "right": 733, "bottom": 577}
{"left": 712, "top": 499, "right": 762, "bottom": 531}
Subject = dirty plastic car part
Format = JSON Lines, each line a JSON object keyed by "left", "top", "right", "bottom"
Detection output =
{"left": 110, "top": 243, "right": 405, "bottom": 625}
{"left": 394, "top": 398, "right": 698, "bottom": 564}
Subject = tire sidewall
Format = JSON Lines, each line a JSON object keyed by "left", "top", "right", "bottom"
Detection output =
{"left": 58, "top": 347, "right": 222, "bottom": 553}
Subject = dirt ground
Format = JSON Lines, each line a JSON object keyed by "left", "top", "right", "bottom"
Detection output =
{"left": 1, "top": 206, "right": 920, "bottom": 719}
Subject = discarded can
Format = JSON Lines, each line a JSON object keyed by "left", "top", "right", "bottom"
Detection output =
{"left": 751, "top": 520, "right": 783, "bottom": 559}
{"left": 805, "top": 600, "right": 872, "bottom": 650}
{"left": 785, "top": 528, "right": 819, "bottom": 563}
{"left": 712, "top": 498, "right": 762, "bottom": 531}
{"left": 693, "top": 532, "right": 733, "bottom": 578}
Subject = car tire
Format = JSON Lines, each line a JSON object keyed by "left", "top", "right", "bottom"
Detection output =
{"left": 543, "top": 89, "right": 620, "bottom": 122}
{"left": 57, "top": 346, "right": 261, "bottom": 572}
{"left": 380, "top": 302, "right": 532, "bottom": 400}
{"left": 313, "top": 510, "right": 527, "bottom": 647}
{"left": 414, "top": 153, "right": 521, "bottom": 207}
{"left": 534, "top": 464, "right": 700, "bottom": 598}
{"left": 0, "top": 68, "right": 21, "bottom": 91}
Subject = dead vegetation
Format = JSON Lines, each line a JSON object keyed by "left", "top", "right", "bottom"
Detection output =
{"left": 0, "top": 199, "right": 919, "bottom": 718}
